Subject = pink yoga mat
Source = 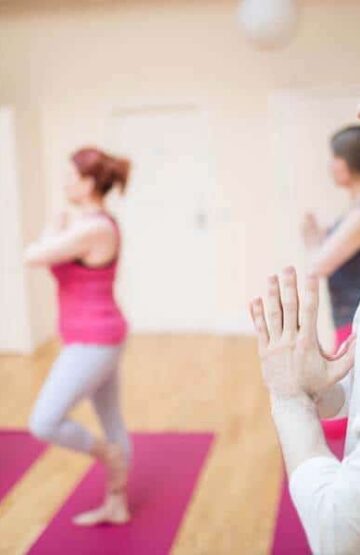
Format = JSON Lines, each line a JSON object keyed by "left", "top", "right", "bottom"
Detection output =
{"left": 0, "top": 429, "right": 47, "bottom": 501}
{"left": 28, "top": 432, "right": 214, "bottom": 555}
{"left": 271, "top": 432, "right": 345, "bottom": 555}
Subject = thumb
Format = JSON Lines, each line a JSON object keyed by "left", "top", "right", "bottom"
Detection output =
{"left": 330, "top": 333, "right": 356, "bottom": 361}
{"left": 327, "top": 334, "right": 356, "bottom": 384}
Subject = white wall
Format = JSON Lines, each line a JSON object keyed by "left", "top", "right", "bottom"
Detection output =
{"left": 0, "top": 107, "right": 31, "bottom": 351}
{"left": 15, "top": 106, "right": 55, "bottom": 350}
{"left": 0, "top": 106, "right": 55, "bottom": 352}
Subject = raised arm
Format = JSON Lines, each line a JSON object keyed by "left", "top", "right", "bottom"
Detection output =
{"left": 250, "top": 269, "right": 359, "bottom": 554}
{"left": 251, "top": 269, "right": 360, "bottom": 555}
{"left": 24, "top": 219, "right": 104, "bottom": 267}
{"left": 308, "top": 209, "right": 360, "bottom": 277}
{"left": 249, "top": 268, "right": 355, "bottom": 473}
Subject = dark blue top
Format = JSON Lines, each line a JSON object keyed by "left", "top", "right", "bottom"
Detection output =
{"left": 328, "top": 213, "right": 360, "bottom": 327}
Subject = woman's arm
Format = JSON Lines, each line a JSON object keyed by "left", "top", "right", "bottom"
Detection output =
{"left": 301, "top": 212, "right": 327, "bottom": 249}
{"left": 40, "top": 212, "right": 69, "bottom": 240}
{"left": 309, "top": 209, "right": 360, "bottom": 277}
{"left": 24, "top": 220, "right": 100, "bottom": 267}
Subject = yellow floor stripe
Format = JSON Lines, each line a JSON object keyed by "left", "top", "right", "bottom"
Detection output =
{"left": 0, "top": 446, "right": 91, "bottom": 555}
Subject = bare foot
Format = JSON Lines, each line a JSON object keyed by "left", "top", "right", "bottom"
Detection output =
{"left": 73, "top": 492, "right": 130, "bottom": 527}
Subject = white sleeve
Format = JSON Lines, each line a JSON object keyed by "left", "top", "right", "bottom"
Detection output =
{"left": 289, "top": 451, "right": 360, "bottom": 555}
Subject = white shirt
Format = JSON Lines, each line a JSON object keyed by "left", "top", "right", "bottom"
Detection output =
{"left": 290, "top": 306, "right": 360, "bottom": 555}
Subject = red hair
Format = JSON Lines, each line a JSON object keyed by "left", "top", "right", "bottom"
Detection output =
{"left": 71, "top": 147, "right": 131, "bottom": 196}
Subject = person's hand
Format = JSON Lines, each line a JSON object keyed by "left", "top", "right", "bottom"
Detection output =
{"left": 301, "top": 212, "right": 323, "bottom": 249}
{"left": 41, "top": 211, "right": 69, "bottom": 239}
{"left": 52, "top": 211, "right": 69, "bottom": 231}
{"left": 250, "top": 267, "right": 356, "bottom": 400}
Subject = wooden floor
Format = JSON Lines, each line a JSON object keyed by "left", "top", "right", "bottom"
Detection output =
{"left": 0, "top": 335, "right": 281, "bottom": 555}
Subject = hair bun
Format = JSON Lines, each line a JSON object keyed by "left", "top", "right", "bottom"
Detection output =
{"left": 107, "top": 156, "right": 131, "bottom": 193}
{"left": 71, "top": 146, "right": 131, "bottom": 196}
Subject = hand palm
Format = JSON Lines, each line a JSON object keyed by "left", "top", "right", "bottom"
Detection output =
{"left": 251, "top": 268, "right": 355, "bottom": 400}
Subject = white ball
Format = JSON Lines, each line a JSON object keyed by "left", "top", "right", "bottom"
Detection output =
{"left": 238, "top": 0, "right": 299, "bottom": 50}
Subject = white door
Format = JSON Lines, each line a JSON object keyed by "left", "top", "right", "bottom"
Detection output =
{"left": 269, "top": 87, "right": 360, "bottom": 347}
{"left": 106, "top": 106, "right": 217, "bottom": 332}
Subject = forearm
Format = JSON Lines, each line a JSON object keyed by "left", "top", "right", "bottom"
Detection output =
{"left": 303, "top": 243, "right": 325, "bottom": 277}
{"left": 270, "top": 393, "right": 335, "bottom": 476}
{"left": 40, "top": 224, "right": 60, "bottom": 240}
{"left": 303, "top": 229, "right": 326, "bottom": 252}
{"left": 24, "top": 241, "right": 49, "bottom": 266}
{"left": 25, "top": 222, "right": 64, "bottom": 266}
{"left": 40, "top": 212, "right": 69, "bottom": 240}
{"left": 305, "top": 245, "right": 332, "bottom": 278}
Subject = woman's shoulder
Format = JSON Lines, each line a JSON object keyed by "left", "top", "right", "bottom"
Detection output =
{"left": 75, "top": 212, "right": 118, "bottom": 239}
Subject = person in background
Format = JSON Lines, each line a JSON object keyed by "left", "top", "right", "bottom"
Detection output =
{"left": 25, "top": 147, "right": 131, "bottom": 526}
{"left": 302, "top": 126, "right": 360, "bottom": 350}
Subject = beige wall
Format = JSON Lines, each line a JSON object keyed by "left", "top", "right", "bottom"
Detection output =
{"left": 15, "top": 106, "right": 56, "bottom": 349}
{"left": 1, "top": 0, "right": 359, "bottom": 346}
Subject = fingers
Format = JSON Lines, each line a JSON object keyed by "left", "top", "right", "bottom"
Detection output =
{"left": 250, "top": 297, "right": 269, "bottom": 352}
{"left": 300, "top": 274, "right": 319, "bottom": 342}
{"left": 266, "top": 275, "right": 283, "bottom": 341}
{"left": 281, "top": 267, "right": 299, "bottom": 337}
{"left": 302, "top": 213, "right": 317, "bottom": 231}
{"left": 251, "top": 267, "right": 299, "bottom": 344}
{"left": 304, "top": 212, "right": 315, "bottom": 225}
{"left": 328, "top": 334, "right": 357, "bottom": 384}
{"left": 252, "top": 267, "right": 313, "bottom": 345}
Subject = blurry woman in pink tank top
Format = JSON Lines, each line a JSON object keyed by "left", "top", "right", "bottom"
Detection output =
{"left": 25, "top": 147, "right": 132, "bottom": 526}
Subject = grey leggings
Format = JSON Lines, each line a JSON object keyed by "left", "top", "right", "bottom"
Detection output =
{"left": 29, "top": 343, "right": 131, "bottom": 461}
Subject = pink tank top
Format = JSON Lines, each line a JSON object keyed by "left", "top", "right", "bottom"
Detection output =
{"left": 50, "top": 214, "right": 128, "bottom": 345}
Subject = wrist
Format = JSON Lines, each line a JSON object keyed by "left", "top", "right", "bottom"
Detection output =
{"left": 270, "top": 391, "right": 316, "bottom": 415}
